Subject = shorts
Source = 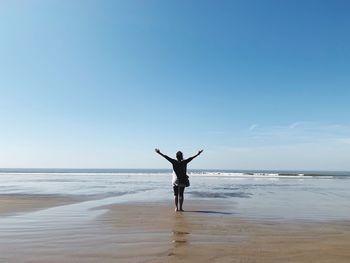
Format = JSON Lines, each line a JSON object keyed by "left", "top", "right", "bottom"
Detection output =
{"left": 173, "top": 185, "right": 185, "bottom": 197}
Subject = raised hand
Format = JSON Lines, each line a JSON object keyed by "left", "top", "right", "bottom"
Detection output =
{"left": 198, "top": 149, "right": 203, "bottom": 154}
{"left": 155, "top": 148, "right": 161, "bottom": 154}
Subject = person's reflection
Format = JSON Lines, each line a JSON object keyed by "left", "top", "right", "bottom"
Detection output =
{"left": 168, "top": 212, "right": 190, "bottom": 256}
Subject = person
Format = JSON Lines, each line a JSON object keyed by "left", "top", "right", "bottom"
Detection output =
{"left": 155, "top": 148, "right": 203, "bottom": 212}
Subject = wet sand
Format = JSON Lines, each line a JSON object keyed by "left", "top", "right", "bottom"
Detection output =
{"left": 1, "top": 198, "right": 350, "bottom": 262}
{"left": 0, "top": 194, "right": 85, "bottom": 216}
{"left": 96, "top": 201, "right": 350, "bottom": 263}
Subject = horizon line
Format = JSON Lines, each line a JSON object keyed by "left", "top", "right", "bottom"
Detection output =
{"left": 0, "top": 168, "right": 349, "bottom": 173}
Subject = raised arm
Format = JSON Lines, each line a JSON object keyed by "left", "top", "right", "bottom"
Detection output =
{"left": 155, "top": 148, "right": 175, "bottom": 163}
{"left": 185, "top": 149, "right": 203, "bottom": 163}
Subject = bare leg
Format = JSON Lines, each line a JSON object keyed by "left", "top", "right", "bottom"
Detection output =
{"left": 179, "top": 197, "right": 184, "bottom": 211}
{"left": 179, "top": 186, "right": 185, "bottom": 211}
{"left": 174, "top": 196, "right": 179, "bottom": 211}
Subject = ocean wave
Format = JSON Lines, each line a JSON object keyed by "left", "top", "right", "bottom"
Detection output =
{"left": 189, "top": 190, "right": 252, "bottom": 198}
{"left": 188, "top": 172, "right": 315, "bottom": 178}
{"left": 0, "top": 170, "right": 345, "bottom": 179}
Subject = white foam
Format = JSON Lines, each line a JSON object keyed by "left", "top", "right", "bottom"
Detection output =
{"left": 188, "top": 172, "right": 315, "bottom": 178}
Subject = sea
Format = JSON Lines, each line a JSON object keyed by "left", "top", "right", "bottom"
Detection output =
{"left": 1, "top": 168, "right": 350, "bottom": 262}
{"left": 1, "top": 168, "right": 350, "bottom": 220}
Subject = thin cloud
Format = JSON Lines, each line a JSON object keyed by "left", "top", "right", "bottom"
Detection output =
{"left": 246, "top": 122, "right": 350, "bottom": 146}
{"left": 248, "top": 124, "right": 259, "bottom": 131}
{"left": 338, "top": 138, "right": 350, "bottom": 144}
{"left": 288, "top": 121, "right": 306, "bottom": 129}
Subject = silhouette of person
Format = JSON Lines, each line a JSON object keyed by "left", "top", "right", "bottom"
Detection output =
{"left": 155, "top": 148, "right": 203, "bottom": 211}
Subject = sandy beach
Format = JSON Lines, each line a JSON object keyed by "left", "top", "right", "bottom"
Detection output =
{"left": 0, "top": 194, "right": 85, "bottom": 216}
{"left": 97, "top": 201, "right": 350, "bottom": 263}
{"left": 1, "top": 197, "right": 350, "bottom": 263}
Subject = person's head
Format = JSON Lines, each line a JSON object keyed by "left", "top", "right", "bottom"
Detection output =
{"left": 176, "top": 151, "right": 183, "bottom": 161}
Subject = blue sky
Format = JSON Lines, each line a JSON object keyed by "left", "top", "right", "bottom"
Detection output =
{"left": 0, "top": 0, "right": 349, "bottom": 170}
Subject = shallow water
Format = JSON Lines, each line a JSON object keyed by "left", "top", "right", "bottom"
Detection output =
{"left": 1, "top": 171, "right": 350, "bottom": 220}
{"left": 1, "top": 171, "right": 350, "bottom": 262}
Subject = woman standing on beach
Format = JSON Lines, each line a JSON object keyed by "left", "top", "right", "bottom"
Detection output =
{"left": 155, "top": 148, "right": 203, "bottom": 211}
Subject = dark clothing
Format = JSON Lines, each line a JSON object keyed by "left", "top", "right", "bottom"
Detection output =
{"left": 173, "top": 185, "right": 185, "bottom": 197}
{"left": 162, "top": 155, "right": 195, "bottom": 184}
